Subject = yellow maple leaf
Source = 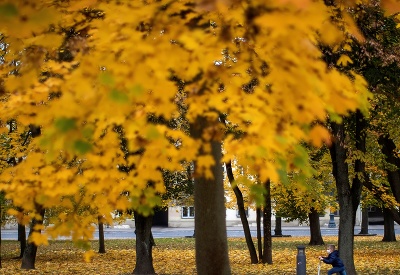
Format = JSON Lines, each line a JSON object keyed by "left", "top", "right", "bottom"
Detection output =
{"left": 29, "top": 232, "right": 49, "bottom": 246}
{"left": 336, "top": 54, "right": 353, "bottom": 66}
{"left": 84, "top": 250, "right": 96, "bottom": 263}
{"left": 309, "top": 125, "right": 331, "bottom": 147}
{"left": 24, "top": 33, "right": 63, "bottom": 49}
{"left": 197, "top": 155, "right": 215, "bottom": 170}
{"left": 381, "top": 0, "right": 400, "bottom": 14}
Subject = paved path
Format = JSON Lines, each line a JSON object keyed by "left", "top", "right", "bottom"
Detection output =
{"left": 1, "top": 224, "right": 399, "bottom": 240}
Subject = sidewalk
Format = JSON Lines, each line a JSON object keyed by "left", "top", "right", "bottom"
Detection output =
{"left": 2, "top": 224, "right": 398, "bottom": 240}
{"left": 151, "top": 223, "right": 399, "bottom": 233}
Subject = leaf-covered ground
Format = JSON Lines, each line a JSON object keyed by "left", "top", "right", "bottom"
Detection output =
{"left": 1, "top": 236, "right": 399, "bottom": 274}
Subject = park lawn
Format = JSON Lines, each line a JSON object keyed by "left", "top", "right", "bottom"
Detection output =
{"left": 0, "top": 236, "right": 399, "bottom": 274}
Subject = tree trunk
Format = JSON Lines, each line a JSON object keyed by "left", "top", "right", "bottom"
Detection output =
{"left": 225, "top": 161, "right": 258, "bottom": 264}
{"left": 329, "top": 120, "right": 363, "bottom": 275}
{"left": 363, "top": 178, "right": 400, "bottom": 225}
{"left": 262, "top": 180, "right": 272, "bottom": 264}
{"left": 274, "top": 217, "right": 282, "bottom": 236}
{"left": 378, "top": 135, "right": 400, "bottom": 203}
{"left": 133, "top": 212, "right": 155, "bottom": 275}
{"left": 359, "top": 206, "right": 369, "bottom": 235}
{"left": 18, "top": 223, "right": 26, "bottom": 259}
{"left": 382, "top": 207, "right": 396, "bottom": 242}
{"left": 98, "top": 216, "right": 106, "bottom": 254}
{"left": 0, "top": 210, "right": 1, "bottom": 268}
{"left": 378, "top": 135, "right": 400, "bottom": 224}
{"left": 308, "top": 207, "right": 324, "bottom": 245}
{"left": 21, "top": 207, "right": 45, "bottom": 270}
{"left": 0, "top": 201, "right": 3, "bottom": 268}
{"left": 191, "top": 116, "right": 231, "bottom": 275}
{"left": 194, "top": 140, "right": 231, "bottom": 275}
{"left": 256, "top": 207, "right": 263, "bottom": 260}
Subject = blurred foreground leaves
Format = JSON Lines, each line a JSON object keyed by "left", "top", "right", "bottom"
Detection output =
{"left": 1, "top": 236, "right": 399, "bottom": 274}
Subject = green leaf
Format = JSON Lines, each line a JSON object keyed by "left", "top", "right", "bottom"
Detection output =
{"left": 255, "top": 145, "right": 267, "bottom": 157}
{"left": 137, "top": 205, "right": 154, "bottom": 217}
{"left": 82, "top": 125, "right": 94, "bottom": 140}
{"left": 99, "top": 72, "right": 115, "bottom": 86}
{"left": 148, "top": 195, "right": 162, "bottom": 207}
{"left": 146, "top": 125, "right": 161, "bottom": 140}
{"left": 250, "top": 184, "right": 266, "bottom": 207}
{"left": 54, "top": 117, "right": 76, "bottom": 133}
{"left": 129, "top": 84, "right": 144, "bottom": 97}
{"left": 293, "top": 145, "right": 308, "bottom": 169}
{"left": 277, "top": 168, "right": 289, "bottom": 185}
{"left": 277, "top": 158, "right": 289, "bottom": 185}
{"left": 75, "top": 239, "right": 91, "bottom": 250}
{"left": 0, "top": 3, "right": 18, "bottom": 18}
{"left": 109, "top": 89, "right": 128, "bottom": 103}
{"left": 73, "top": 140, "right": 92, "bottom": 154}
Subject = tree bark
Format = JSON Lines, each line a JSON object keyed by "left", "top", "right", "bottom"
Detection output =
{"left": 98, "top": 216, "right": 106, "bottom": 254}
{"left": 308, "top": 207, "right": 324, "bottom": 245}
{"left": 256, "top": 207, "right": 263, "bottom": 260}
{"left": 194, "top": 140, "right": 231, "bottom": 274}
{"left": 363, "top": 178, "right": 400, "bottom": 225}
{"left": 378, "top": 135, "right": 400, "bottom": 225}
{"left": 274, "top": 217, "right": 282, "bottom": 236}
{"left": 133, "top": 212, "right": 155, "bottom": 275}
{"left": 378, "top": 135, "right": 400, "bottom": 203}
{"left": 329, "top": 119, "right": 363, "bottom": 275}
{"left": 225, "top": 161, "right": 258, "bottom": 264}
{"left": 359, "top": 206, "right": 369, "bottom": 235}
{"left": 191, "top": 116, "right": 231, "bottom": 275}
{"left": 262, "top": 180, "right": 272, "bottom": 264}
{"left": 0, "top": 208, "right": 2, "bottom": 268}
{"left": 18, "top": 223, "right": 26, "bottom": 259}
{"left": 382, "top": 207, "right": 396, "bottom": 242}
{"left": 21, "top": 207, "right": 45, "bottom": 270}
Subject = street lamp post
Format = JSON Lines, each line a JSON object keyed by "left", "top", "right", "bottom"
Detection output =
{"left": 328, "top": 213, "right": 336, "bottom": 228}
{"left": 296, "top": 245, "right": 306, "bottom": 275}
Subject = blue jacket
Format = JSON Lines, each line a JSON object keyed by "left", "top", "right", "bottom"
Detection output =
{"left": 322, "top": 250, "right": 344, "bottom": 268}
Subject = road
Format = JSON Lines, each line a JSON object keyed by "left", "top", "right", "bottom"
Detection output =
{"left": 1, "top": 224, "right": 399, "bottom": 240}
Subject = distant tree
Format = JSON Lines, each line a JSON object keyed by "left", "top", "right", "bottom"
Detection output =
{"left": 98, "top": 216, "right": 106, "bottom": 254}
{"left": 273, "top": 147, "right": 334, "bottom": 245}
{"left": 225, "top": 160, "right": 258, "bottom": 264}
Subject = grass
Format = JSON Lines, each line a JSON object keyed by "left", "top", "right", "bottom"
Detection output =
{"left": 0, "top": 236, "right": 399, "bottom": 274}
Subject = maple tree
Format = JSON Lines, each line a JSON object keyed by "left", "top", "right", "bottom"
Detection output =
{"left": 225, "top": 160, "right": 259, "bottom": 264}
{"left": 310, "top": 2, "right": 400, "bottom": 274}
{"left": 1, "top": 0, "right": 399, "bottom": 273}
{"left": 0, "top": 120, "right": 36, "bottom": 264}
{"left": 272, "top": 147, "right": 335, "bottom": 245}
{"left": 347, "top": 2, "right": 400, "bottom": 228}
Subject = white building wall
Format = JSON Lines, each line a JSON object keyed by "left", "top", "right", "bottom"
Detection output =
{"left": 225, "top": 208, "right": 257, "bottom": 226}
{"left": 167, "top": 205, "right": 361, "bottom": 228}
{"left": 168, "top": 206, "right": 195, "bottom": 227}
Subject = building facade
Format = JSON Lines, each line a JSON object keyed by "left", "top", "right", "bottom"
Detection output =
{"left": 166, "top": 206, "right": 357, "bottom": 228}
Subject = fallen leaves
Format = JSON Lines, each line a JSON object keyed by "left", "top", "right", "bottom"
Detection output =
{"left": 0, "top": 236, "right": 399, "bottom": 274}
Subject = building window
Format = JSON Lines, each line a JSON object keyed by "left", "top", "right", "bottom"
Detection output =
{"left": 236, "top": 208, "right": 249, "bottom": 218}
{"left": 182, "top": 206, "right": 195, "bottom": 218}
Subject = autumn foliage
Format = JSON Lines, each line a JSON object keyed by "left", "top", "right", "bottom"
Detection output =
{"left": 0, "top": 0, "right": 371, "bottom": 238}
{"left": 0, "top": 237, "right": 398, "bottom": 275}
{"left": 1, "top": 1, "right": 400, "bottom": 274}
